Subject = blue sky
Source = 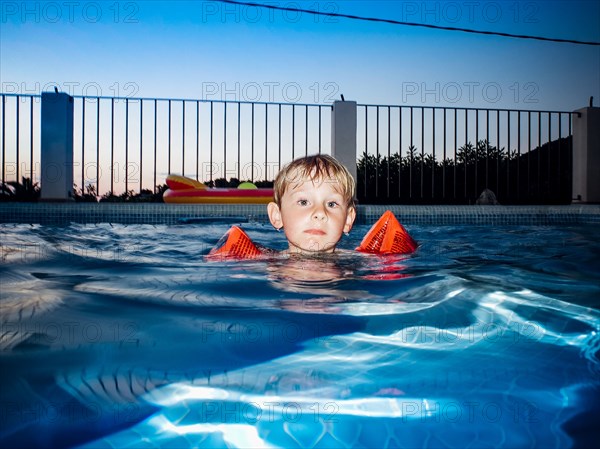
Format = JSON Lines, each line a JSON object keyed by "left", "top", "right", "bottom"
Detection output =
{"left": 2, "top": 0, "right": 599, "bottom": 111}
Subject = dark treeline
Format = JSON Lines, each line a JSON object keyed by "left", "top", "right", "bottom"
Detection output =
{"left": 357, "top": 136, "right": 572, "bottom": 204}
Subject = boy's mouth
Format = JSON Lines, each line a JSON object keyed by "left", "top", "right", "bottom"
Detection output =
{"left": 304, "top": 229, "right": 326, "bottom": 235}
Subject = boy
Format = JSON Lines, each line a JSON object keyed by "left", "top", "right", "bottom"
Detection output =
{"left": 208, "top": 154, "right": 417, "bottom": 259}
{"left": 267, "top": 154, "right": 356, "bottom": 254}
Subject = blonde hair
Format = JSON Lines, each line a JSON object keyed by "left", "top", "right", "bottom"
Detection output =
{"left": 273, "top": 154, "right": 355, "bottom": 208}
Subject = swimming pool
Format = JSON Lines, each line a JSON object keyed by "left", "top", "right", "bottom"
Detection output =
{"left": 1, "top": 218, "right": 599, "bottom": 448}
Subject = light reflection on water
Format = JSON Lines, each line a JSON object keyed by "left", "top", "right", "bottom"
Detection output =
{"left": 0, "top": 222, "right": 599, "bottom": 448}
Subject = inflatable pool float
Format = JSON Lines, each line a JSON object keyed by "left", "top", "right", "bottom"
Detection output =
{"left": 163, "top": 175, "right": 274, "bottom": 204}
{"left": 207, "top": 210, "right": 418, "bottom": 259}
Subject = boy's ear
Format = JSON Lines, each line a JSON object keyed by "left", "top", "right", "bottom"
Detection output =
{"left": 267, "top": 202, "right": 283, "bottom": 230}
{"left": 343, "top": 206, "right": 356, "bottom": 233}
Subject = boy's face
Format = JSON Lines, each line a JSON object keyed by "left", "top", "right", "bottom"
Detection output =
{"left": 268, "top": 176, "right": 356, "bottom": 254}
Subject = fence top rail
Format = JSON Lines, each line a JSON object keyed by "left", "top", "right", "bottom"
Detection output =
{"left": 357, "top": 102, "right": 576, "bottom": 115}
{"left": 0, "top": 92, "right": 577, "bottom": 115}
{"left": 0, "top": 92, "right": 332, "bottom": 109}
{"left": 74, "top": 96, "right": 333, "bottom": 109}
{"left": 1, "top": 93, "right": 42, "bottom": 99}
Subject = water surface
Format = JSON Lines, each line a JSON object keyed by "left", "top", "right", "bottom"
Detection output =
{"left": 1, "top": 222, "right": 599, "bottom": 448}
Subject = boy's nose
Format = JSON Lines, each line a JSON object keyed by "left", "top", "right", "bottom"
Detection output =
{"left": 312, "top": 206, "right": 328, "bottom": 221}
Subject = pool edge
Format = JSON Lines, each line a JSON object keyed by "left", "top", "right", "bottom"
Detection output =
{"left": 1, "top": 203, "right": 599, "bottom": 225}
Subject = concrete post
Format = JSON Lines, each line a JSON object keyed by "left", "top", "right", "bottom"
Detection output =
{"left": 572, "top": 106, "right": 600, "bottom": 203}
{"left": 331, "top": 100, "right": 357, "bottom": 187}
{"left": 41, "top": 91, "right": 74, "bottom": 200}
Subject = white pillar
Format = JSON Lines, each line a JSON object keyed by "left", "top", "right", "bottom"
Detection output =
{"left": 331, "top": 100, "right": 357, "bottom": 186}
{"left": 572, "top": 106, "right": 600, "bottom": 203}
{"left": 41, "top": 92, "right": 74, "bottom": 200}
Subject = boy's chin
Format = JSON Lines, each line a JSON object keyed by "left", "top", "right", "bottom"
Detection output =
{"left": 286, "top": 235, "right": 341, "bottom": 254}
{"left": 289, "top": 243, "right": 337, "bottom": 255}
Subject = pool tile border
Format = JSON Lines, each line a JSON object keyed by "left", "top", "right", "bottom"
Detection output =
{"left": 1, "top": 203, "right": 599, "bottom": 225}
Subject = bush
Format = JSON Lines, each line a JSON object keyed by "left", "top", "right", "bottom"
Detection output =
{"left": 0, "top": 178, "right": 40, "bottom": 202}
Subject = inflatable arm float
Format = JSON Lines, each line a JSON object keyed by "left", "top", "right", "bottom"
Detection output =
{"left": 207, "top": 210, "right": 418, "bottom": 259}
{"left": 163, "top": 175, "right": 274, "bottom": 204}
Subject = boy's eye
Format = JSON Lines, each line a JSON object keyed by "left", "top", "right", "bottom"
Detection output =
{"left": 298, "top": 199, "right": 309, "bottom": 206}
{"left": 327, "top": 201, "right": 339, "bottom": 208}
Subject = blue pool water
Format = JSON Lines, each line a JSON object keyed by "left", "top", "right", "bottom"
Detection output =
{"left": 1, "top": 221, "right": 599, "bottom": 448}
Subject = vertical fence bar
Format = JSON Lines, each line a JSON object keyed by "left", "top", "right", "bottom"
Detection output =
{"left": 167, "top": 100, "right": 172, "bottom": 175}
{"left": 432, "top": 107, "right": 435, "bottom": 198}
{"left": 96, "top": 98, "right": 100, "bottom": 195}
{"left": 409, "top": 106, "right": 413, "bottom": 199}
{"left": 224, "top": 102, "right": 228, "bottom": 181}
{"left": 80, "top": 98, "right": 84, "bottom": 192}
{"left": 318, "top": 106, "right": 322, "bottom": 154}
{"left": 527, "top": 111, "right": 531, "bottom": 199}
{"left": 237, "top": 103, "right": 241, "bottom": 179}
{"left": 153, "top": 100, "right": 157, "bottom": 191}
{"left": 16, "top": 98, "right": 19, "bottom": 183}
{"left": 420, "top": 107, "right": 424, "bottom": 199}
{"left": 568, "top": 113, "right": 572, "bottom": 198}
{"left": 537, "top": 111, "right": 542, "bottom": 197}
{"left": 387, "top": 106, "right": 390, "bottom": 198}
{"left": 398, "top": 106, "right": 402, "bottom": 198}
{"left": 557, "top": 113, "right": 562, "bottom": 189}
{"left": 305, "top": 105, "right": 308, "bottom": 156}
{"left": 250, "top": 103, "right": 254, "bottom": 181}
{"left": 140, "top": 99, "right": 143, "bottom": 192}
{"left": 506, "top": 111, "right": 510, "bottom": 199}
{"left": 125, "top": 98, "right": 129, "bottom": 193}
{"left": 375, "top": 106, "right": 379, "bottom": 198}
{"left": 264, "top": 104, "right": 268, "bottom": 181}
{"left": 182, "top": 100, "right": 186, "bottom": 176}
{"left": 547, "top": 112, "right": 552, "bottom": 195}
{"left": 30, "top": 96, "right": 34, "bottom": 182}
{"left": 453, "top": 108, "right": 457, "bottom": 199}
{"left": 1, "top": 95, "right": 5, "bottom": 185}
{"left": 195, "top": 102, "right": 203, "bottom": 180}
{"left": 464, "top": 109, "right": 468, "bottom": 198}
{"left": 292, "top": 105, "right": 295, "bottom": 159}
{"left": 111, "top": 98, "right": 115, "bottom": 194}
{"left": 442, "top": 108, "right": 447, "bottom": 198}
{"left": 278, "top": 104, "right": 282, "bottom": 169}
{"left": 486, "top": 109, "right": 490, "bottom": 189}
{"left": 364, "top": 106, "right": 367, "bottom": 198}
{"left": 474, "top": 109, "right": 479, "bottom": 198}
{"left": 209, "top": 101, "right": 214, "bottom": 182}
{"left": 517, "top": 111, "right": 521, "bottom": 200}
{"left": 496, "top": 111, "right": 500, "bottom": 195}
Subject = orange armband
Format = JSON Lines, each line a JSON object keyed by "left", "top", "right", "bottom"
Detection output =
{"left": 356, "top": 210, "right": 418, "bottom": 255}
{"left": 206, "top": 225, "right": 264, "bottom": 260}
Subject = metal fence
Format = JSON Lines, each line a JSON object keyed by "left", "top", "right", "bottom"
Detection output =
{"left": 0, "top": 93, "right": 331, "bottom": 197}
{"left": 356, "top": 104, "right": 573, "bottom": 204}
{"left": 1, "top": 93, "right": 574, "bottom": 203}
